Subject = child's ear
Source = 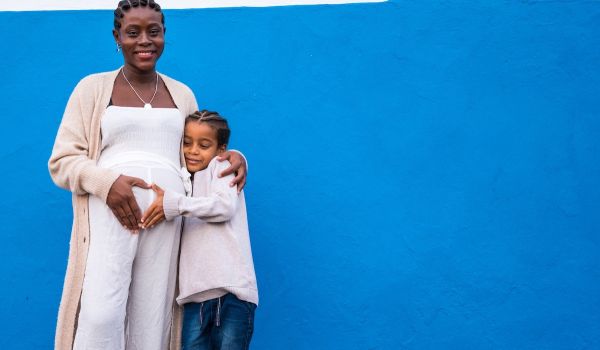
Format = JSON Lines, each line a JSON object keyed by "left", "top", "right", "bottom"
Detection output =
{"left": 217, "top": 144, "right": 227, "bottom": 155}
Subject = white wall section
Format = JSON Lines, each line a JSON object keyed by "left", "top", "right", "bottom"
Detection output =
{"left": 0, "top": 0, "right": 386, "bottom": 11}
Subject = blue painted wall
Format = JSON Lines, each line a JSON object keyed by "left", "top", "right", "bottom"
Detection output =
{"left": 1, "top": 1, "right": 599, "bottom": 348}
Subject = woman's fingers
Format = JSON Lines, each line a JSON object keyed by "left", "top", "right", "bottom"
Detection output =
{"left": 130, "top": 177, "right": 151, "bottom": 189}
{"left": 218, "top": 151, "right": 247, "bottom": 190}
{"left": 228, "top": 159, "right": 246, "bottom": 189}
{"left": 125, "top": 197, "right": 141, "bottom": 232}
{"left": 232, "top": 171, "right": 246, "bottom": 192}
{"left": 107, "top": 175, "right": 145, "bottom": 232}
{"left": 218, "top": 151, "right": 239, "bottom": 178}
{"left": 216, "top": 151, "right": 230, "bottom": 162}
{"left": 112, "top": 206, "right": 129, "bottom": 228}
{"left": 113, "top": 203, "right": 136, "bottom": 232}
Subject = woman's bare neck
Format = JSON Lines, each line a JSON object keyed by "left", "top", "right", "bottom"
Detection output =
{"left": 122, "top": 64, "right": 157, "bottom": 84}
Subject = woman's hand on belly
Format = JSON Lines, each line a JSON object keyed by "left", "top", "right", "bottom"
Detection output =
{"left": 106, "top": 175, "right": 151, "bottom": 232}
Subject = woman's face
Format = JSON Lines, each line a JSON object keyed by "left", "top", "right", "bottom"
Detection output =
{"left": 113, "top": 6, "right": 165, "bottom": 73}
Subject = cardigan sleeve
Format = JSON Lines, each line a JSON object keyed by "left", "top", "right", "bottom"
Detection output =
{"left": 189, "top": 87, "right": 199, "bottom": 114}
{"left": 48, "top": 78, "right": 120, "bottom": 202}
{"left": 178, "top": 79, "right": 198, "bottom": 116}
{"left": 163, "top": 160, "right": 238, "bottom": 222}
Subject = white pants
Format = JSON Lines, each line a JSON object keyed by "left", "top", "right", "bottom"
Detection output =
{"left": 74, "top": 164, "right": 184, "bottom": 350}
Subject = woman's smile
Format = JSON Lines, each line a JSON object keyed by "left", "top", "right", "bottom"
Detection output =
{"left": 134, "top": 50, "right": 157, "bottom": 60}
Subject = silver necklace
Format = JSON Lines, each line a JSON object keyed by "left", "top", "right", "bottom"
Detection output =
{"left": 121, "top": 68, "right": 159, "bottom": 109}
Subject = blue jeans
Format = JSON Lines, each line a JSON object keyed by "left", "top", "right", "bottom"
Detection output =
{"left": 182, "top": 293, "right": 256, "bottom": 350}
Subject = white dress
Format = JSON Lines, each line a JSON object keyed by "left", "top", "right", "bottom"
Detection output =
{"left": 74, "top": 106, "right": 186, "bottom": 350}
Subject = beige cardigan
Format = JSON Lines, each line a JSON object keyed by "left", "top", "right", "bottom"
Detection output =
{"left": 48, "top": 68, "right": 198, "bottom": 350}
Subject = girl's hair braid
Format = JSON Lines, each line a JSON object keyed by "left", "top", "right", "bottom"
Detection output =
{"left": 186, "top": 110, "right": 231, "bottom": 147}
{"left": 114, "top": 0, "right": 164, "bottom": 30}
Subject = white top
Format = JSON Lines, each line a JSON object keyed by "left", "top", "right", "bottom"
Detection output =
{"left": 98, "top": 106, "right": 183, "bottom": 173}
{"left": 163, "top": 157, "right": 259, "bottom": 306}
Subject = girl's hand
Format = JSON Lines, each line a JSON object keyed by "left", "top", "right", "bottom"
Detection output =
{"left": 140, "top": 184, "right": 166, "bottom": 229}
{"left": 217, "top": 151, "right": 247, "bottom": 192}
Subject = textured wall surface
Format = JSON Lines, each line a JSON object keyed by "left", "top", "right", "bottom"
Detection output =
{"left": 1, "top": 1, "right": 599, "bottom": 349}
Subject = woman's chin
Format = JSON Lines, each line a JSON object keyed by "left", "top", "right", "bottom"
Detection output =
{"left": 126, "top": 60, "right": 159, "bottom": 72}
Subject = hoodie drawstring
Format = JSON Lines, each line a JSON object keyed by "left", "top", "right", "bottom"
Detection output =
{"left": 216, "top": 297, "right": 222, "bottom": 327}
{"left": 198, "top": 302, "right": 204, "bottom": 327}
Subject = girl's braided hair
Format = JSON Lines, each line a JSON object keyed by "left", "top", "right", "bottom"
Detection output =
{"left": 186, "top": 110, "right": 231, "bottom": 147}
{"left": 114, "top": 0, "right": 164, "bottom": 30}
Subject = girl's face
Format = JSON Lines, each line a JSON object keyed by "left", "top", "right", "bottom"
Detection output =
{"left": 113, "top": 6, "right": 165, "bottom": 73}
{"left": 183, "top": 122, "right": 226, "bottom": 173}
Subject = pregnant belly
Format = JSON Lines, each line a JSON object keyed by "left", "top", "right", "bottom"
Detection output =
{"left": 111, "top": 163, "right": 185, "bottom": 212}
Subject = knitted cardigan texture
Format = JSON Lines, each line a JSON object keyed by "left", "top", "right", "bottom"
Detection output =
{"left": 48, "top": 68, "right": 198, "bottom": 350}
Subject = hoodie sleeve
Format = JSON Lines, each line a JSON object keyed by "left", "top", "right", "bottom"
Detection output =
{"left": 163, "top": 160, "right": 239, "bottom": 222}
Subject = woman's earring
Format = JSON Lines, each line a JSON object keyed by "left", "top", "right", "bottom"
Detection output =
{"left": 116, "top": 43, "right": 122, "bottom": 52}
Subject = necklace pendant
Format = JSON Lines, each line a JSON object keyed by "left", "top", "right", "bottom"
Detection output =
{"left": 144, "top": 103, "right": 152, "bottom": 109}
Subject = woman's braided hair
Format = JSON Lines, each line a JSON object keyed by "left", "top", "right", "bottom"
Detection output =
{"left": 114, "top": 0, "right": 164, "bottom": 30}
{"left": 186, "top": 110, "right": 231, "bottom": 147}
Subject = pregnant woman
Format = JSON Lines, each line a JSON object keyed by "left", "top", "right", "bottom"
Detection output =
{"left": 48, "top": 1, "right": 247, "bottom": 349}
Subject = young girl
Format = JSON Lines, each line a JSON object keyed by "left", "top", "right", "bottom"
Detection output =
{"left": 141, "top": 110, "right": 258, "bottom": 350}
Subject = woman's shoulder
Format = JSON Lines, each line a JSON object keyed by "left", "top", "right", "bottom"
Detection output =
{"left": 159, "top": 72, "right": 197, "bottom": 112}
{"left": 159, "top": 72, "right": 195, "bottom": 98}
{"left": 73, "top": 69, "right": 120, "bottom": 91}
